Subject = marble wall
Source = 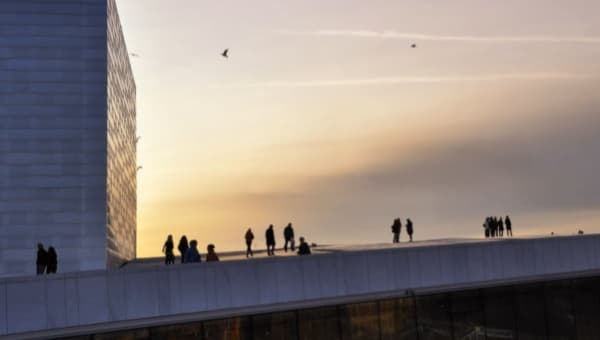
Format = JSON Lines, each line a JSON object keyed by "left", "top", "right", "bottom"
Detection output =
{"left": 1, "top": 235, "right": 599, "bottom": 337}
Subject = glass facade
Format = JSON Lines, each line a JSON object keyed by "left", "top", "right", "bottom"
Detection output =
{"left": 59, "top": 276, "right": 600, "bottom": 340}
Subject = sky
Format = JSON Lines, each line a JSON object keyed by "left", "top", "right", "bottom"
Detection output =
{"left": 115, "top": 0, "right": 600, "bottom": 257}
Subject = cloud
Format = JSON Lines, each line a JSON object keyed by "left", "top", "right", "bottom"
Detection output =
{"left": 226, "top": 73, "right": 599, "bottom": 88}
{"left": 275, "top": 29, "right": 600, "bottom": 43}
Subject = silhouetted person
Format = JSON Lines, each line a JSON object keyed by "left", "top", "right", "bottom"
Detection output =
{"left": 162, "top": 235, "right": 175, "bottom": 265}
{"left": 184, "top": 240, "right": 201, "bottom": 263}
{"left": 283, "top": 223, "right": 295, "bottom": 252}
{"left": 505, "top": 215, "right": 513, "bottom": 237}
{"left": 245, "top": 228, "right": 254, "bottom": 258}
{"left": 206, "top": 244, "right": 220, "bottom": 262}
{"left": 406, "top": 218, "right": 414, "bottom": 242}
{"left": 391, "top": 218, "right": 401, "bottom": 243}
{"left": 266, "top": 225, "right": 276, "bottom": 256}
{"left": 498, "top": 217, "right": 504, "bottom": 237}
{"left": 46, "top": 247, "right": 58, "bottom": 274}
{"left": 178, "top": 236, "right": 189, "bottom": 264}
{"left": 36, "top": 243, "right": 47, "bottom": 275}
{"left": 483, "top": 218, "right": 490, "bottom": 238}
{"left": 298, "top": 237, "right": 311, "bottom": 255}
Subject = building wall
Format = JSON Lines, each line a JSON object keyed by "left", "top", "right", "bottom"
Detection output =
{"left": 0, "top": 0, "right": 112, "bottom": 277}
{"left": 106, "top": 0, "right": 137, "bottom": 268}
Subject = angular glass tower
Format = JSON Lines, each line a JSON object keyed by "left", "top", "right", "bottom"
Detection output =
{"left": 0, "top": 0, "right": 136, "bottom": 277}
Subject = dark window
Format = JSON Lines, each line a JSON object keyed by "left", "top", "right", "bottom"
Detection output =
{"left": 150, "top": 321, "right": 203, "bottom": 339}
{"left": 339, "top": 302, "right": 380, "bottom": 340}
{"left": 416, "top": 293, "right": 452, "bottom": 340}
{"left": 203, "top": 317, "right": 250, "bottom": 340}
{"left": 93, "top": 328, "right": 150, "bottom": 340}
{"left": 379, "top": 297, "right": 418, "bottom": 340}
{"left": 515, "top": 284, "right": 547, "bottom": 340}
{"left": 573, "top": 277, "right": 600, "bottom": 340}
{"left": 483, "top": 286, "right": 517, "bottom": 340}
{"left": 252, "top": 311, "right": 298, "bottom": 340}
{"left": 545, "top": 280, "right": 576, "bottom": 340}
{"left": 451, "top": 290, "right": 485, "bottom": 340}
{"left": 298, "top": 306, "right": 341, "bottom": 340}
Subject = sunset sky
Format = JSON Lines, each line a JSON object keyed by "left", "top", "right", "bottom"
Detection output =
{"left": 116, "top": 0, "right": 600, "bottom": 257}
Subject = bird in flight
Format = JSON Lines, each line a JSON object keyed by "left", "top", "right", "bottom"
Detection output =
{"left": 221, "top": 49, "right": 229, "bottom": 58}
{"left": 411, "top": 44, "right": 417, "bottom": 48}
{"left": 130, "top": 53, "right": 140, "bottom": 58}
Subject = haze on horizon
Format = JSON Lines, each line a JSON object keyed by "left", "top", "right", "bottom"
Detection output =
{"left": 116, "top": 0, "right": 600, "bottom": 257}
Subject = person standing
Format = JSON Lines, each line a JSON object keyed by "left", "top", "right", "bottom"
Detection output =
{"left": 162, "top": 235, "right": 175, "bottom": 265}
{"left": 184, "top": 240, "right": 201, "bottom": 263}
{"left": 406, "top": 218, "right": 414, "bottom": 242}
{"left": 206, "top": 244, "right": 220, "bottom": 262}
{"left": 283, "top": 223, "right": 295, "bottom": 252}
{"left": 178, "top": 236, "right": 189, "bottom": 264}
{"left": 46, "top": 247, "right": 58, "bottom": 274}
{"left": 391, "top": 218, "right": 401, "bottom": 243}
{"left": 36, "top": 243, "right": 48, "bottom": 275}
{"left": 505, "top": 215, "right": 513, "bottom": 237}
{"left": 266, "top": 224, "right": 276, "bottom": 256}
{"left": 498, "top": 217, "right": 504, "bottom": 237}
{"left": 245, "top": 228, "right": 255, "bottom": 258}
{"left": 297, "top": 237, "right": 311, "bottom": 255}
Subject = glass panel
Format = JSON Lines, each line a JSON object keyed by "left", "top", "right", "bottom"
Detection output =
{"left": 252, "top": 311, "right": 298, "bottom": 340}
{"left": 150, "top": 321, "right": 203, "bottom": 339}
{"left": 451, "top": 290, "right": 485, "bottom": 340}
{"left": 380, "top": 298, "right": 418, "bottom": 340}
{"left": 515, "top": 284, "right": 547, "bottom": 340}
{"left": 416, "top": 293, "right": 452, "bottom": 340}
{"left": 545, "top": 280, "right": 576, "bottom": 340}
{"left": 339, "top": 302, "right": 380, "bottom": 340}
{"left": 298, "top": 306, "right": 341, "bottom": 340}
{"left": 573, "top": 277, "right": 600, "bottom": 340}
{"left": 93, "top": 328, "right": 150, "bottom": 340}
{"left": 483, "top": 286, "right": 517, "bottom": 340}
{"left": 203, "top": 317, "right": 250, "bottom": 340}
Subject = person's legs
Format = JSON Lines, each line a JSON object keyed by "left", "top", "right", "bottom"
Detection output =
{"left": 291, "top": 239, "right": 295, "bottom": 251}
{"left": 284, "top": 239, "right": 289, "bottom": 252}
{"left": 36, "top": 264, "right": 45, "bottom": 275}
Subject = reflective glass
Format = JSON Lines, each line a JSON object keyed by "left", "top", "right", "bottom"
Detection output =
{"left": 93, "top": 328, "right": 150, "bottom": 340}
{"left": 340, "top": 302, "right": 380, "bottom": 340}
{"left": 150, "top": 321, "right": 203, "bottom": 339}
{"left": 451, "top": 290, "right": 485, "bottom": 340}
{"left": 515, "top": 284, "right": 547, "bottom": 340}
{"left": 203, "top": 317, "right": 250, "bottom": 340}
{"left": 545, "top": 280, "right": 576, "bottom": 340}
{"left": 573, "top": 278, "right": 600, "bottom": 340}
{"left": 379, "top": 298, "right": 418, "bottom": 340}
{"left": 298, "top": 306, "right": 341, "bottom": 340}
{"left": 416, "top": 293, "right": 452, "bottom": 340}
{"left": 252, "top": 311, "right": 298, "bottom": 340}
{"left": 483, "top": 286, "right": 517, "bottom": 340}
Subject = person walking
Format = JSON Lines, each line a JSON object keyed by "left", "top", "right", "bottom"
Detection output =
{"left": 206, "top": 244, "right": 220, "bottom": 262}
{"left": 406, "top": 218, "right": 414, "bottom": 242}
{"left": 505, "top": 215, "right": 513, "bottom": 237}
{"left": 162, "top": 235, "right": 175, "bottom": 265}
{"left": 283, "top": 223, "right": 295, "bottom": 252}
{"left": 46, "top": 247, "right": 58, "bottom": 274}
{"left": 178, "top": 236, "right": 189, "bottom": 264}
{"left": 297, "top": 237, "right": 311, "bottom": 255}
{"left": 266, "top": 225, "right": 276, "bottom": 256}
{"left": 36, "top": 243, "right": 48, "bottom": 275}
{"left": 391, "top": 218, "right": 401, "bottom": 243}
{"left": 245, "top": 228, "right": 255, "bottom": 258}
{"left": 184, "top": 240, "right": 201, "bottom": 263}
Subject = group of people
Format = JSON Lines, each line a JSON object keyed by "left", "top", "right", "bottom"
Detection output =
{"left": 391, "top": 218, "right": 414, "bottom": 243}
{"left": 483, "top": 215, "right": 513, "bottom": 238}
{"left": 163, "top": 223, "right": 312, "bottom": 265}
{"left": 36, "top": 243, "right": 58, "bottom": 275}
{"left": 162, "top": 235, "right": 220, "bottom": 265}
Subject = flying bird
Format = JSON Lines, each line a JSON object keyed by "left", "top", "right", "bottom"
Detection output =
{"left": 130, "top": 53, "right": 140, "bottom": 58}
{"left": 221, "top": 49, "right": 229, "bottom": 58}
{"left": 411, "top": 44, "right": 417, "bottom": 48}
